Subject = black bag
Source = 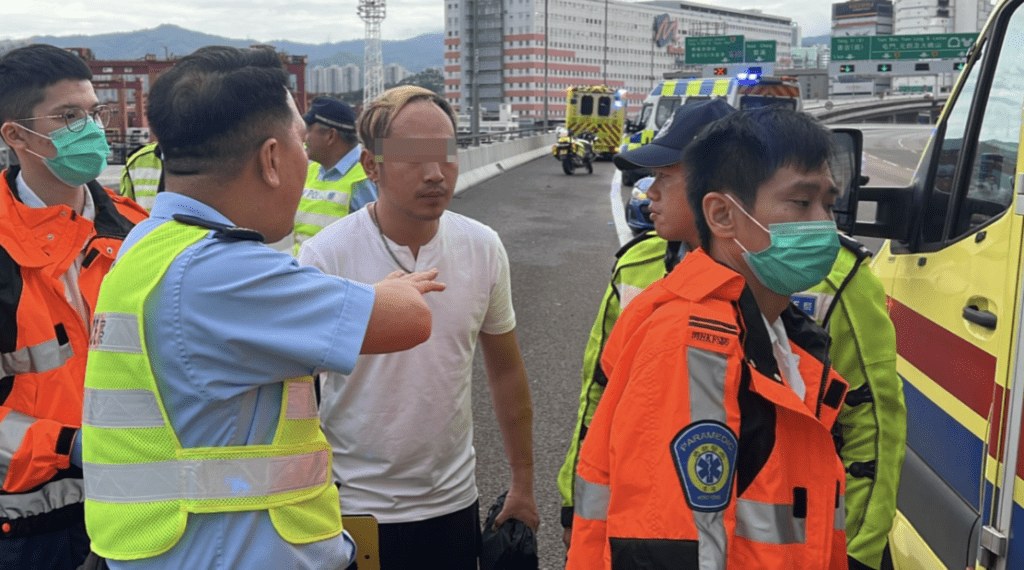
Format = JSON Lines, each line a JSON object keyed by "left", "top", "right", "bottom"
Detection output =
{"left": 479, "top": 491, "right": 539, "bottom": 570}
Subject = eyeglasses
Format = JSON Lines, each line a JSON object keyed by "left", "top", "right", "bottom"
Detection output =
{"left": 14, "top": 105, "right": 112, "bottom": 133}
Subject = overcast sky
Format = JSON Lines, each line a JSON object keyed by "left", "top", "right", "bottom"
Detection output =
{"left": 0, "top": 0, "right": 834, "bottom": 44}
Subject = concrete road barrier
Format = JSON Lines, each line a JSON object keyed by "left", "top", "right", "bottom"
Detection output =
{"left": 96, "top": 132, "right": 558, "bottom": 197}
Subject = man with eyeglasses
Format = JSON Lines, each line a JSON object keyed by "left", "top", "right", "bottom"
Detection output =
{"left": 0, "top": 44, "right": 147, "bottom": 570}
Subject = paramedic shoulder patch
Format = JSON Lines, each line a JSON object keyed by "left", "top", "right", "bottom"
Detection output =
{"left": 670, "top": 421, "right": 738, "bottom": 513}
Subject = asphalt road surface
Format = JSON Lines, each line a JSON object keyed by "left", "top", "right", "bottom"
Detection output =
{"left": 449, "top": 156, "right": 620, "bottom": 569}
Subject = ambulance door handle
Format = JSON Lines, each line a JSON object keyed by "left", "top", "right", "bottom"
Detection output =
{"left": 963, "top": 305, "right": 997, "bottom": 329}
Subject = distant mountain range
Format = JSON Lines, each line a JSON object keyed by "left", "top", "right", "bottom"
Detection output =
{"left": 25, "top": 24, "right": 444, "bottom": 72}
{"left": 803, "top": 34, "right": 831, "bottom": 47}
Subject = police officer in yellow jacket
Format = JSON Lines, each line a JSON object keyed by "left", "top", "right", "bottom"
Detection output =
{"left": 119, "top": 141, "right": 161, "bottom": 211}
{"left": 296, "top": 97, "right": 377, "bottom": 251}
{"left": 793, "top": 235, "right": 904, "bottom": 570}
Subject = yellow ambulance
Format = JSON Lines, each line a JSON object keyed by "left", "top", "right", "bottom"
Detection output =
{"left": 842, "top": 0, "right": 1024, "bottom": 568}
{"left": 564, "top": 85, "right": 626, "bottom": 159}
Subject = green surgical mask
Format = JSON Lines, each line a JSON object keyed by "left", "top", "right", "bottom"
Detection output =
{"left": 18, "top": 118, "right": 109, "bottom": 187}
{"left": 727, "top": 194, "right": 840, "bottom": 295}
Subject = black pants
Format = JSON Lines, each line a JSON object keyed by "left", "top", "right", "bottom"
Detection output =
{"left": 377, "top": 500, "right": 481, "bottom": 570}
{"left": 0, "top": 520, "right": 90, "bottom": 570}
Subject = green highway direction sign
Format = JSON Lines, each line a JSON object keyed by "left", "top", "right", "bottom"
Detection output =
{"left": 685, "top": 35, "right": 744, "bottom": 64}
{"left": 832, "top": 33, "right": 976, "bottom": 61}
{"left": 745, "top": 40, "right": 776, "bottom": 63}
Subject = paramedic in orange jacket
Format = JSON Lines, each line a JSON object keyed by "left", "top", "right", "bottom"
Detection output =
{"left": 567, "top": 107, "right": 850, "bottom": 570}
{"left": 0, "top": 45, "right": 147, "bottom": 570}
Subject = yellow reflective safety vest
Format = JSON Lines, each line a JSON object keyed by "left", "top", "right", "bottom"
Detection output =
{"left": 294, "top": 161, "right": 366, "bottom": 250}
{"left": 81, "top": 220, "right": 341, "bottom": 561}
{"left": 119, "top": 142, "right": 161, "bottom": 212}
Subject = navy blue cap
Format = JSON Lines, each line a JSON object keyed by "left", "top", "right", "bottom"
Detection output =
{"left": 302, "top": 97, "right": 356, "bottom": 132}
{"left": 614, "top": 98, "right": 736, "bottom": 171}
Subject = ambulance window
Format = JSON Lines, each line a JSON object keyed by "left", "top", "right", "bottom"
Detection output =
{"left": 923, "top": 41, "right": 985, "bottom": 244}
{"left": 950, "top": 12, "right": 1024, "bottom": 239}
{"left": 597, "top": 96, "right": 611, "bottom": 117}
{"left": 580, "top": 95, "right": 594, "bottom": 116}
{"left": 655, "top": 97, "right": 679, "bottom": 128}
{"left": 638, "top": 104, "right": 652, "bottom": 128}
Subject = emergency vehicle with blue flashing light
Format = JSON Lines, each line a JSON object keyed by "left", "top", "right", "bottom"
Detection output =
{"left": 838, "top": 0, "right": 1024, "bottom": 567}
{"left": 618, "top": 73, "right": 801, "bottom": 186}
{"left": 564, "top": 85, "right": 626, "bottom": 159}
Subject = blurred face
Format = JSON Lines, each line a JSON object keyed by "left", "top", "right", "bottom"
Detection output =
{"left": 366, "top": 100, "right": 457, "bottom": 222}
{"left": 645, "top": 163, "right": 698, "bottom": 247}
{"left": 729, "top": 163, "right": 838, "bottom": 254}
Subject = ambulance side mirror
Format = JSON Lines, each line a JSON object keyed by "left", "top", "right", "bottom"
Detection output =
{"left": 829, "top": 128, "right": 864, "bottom": 236}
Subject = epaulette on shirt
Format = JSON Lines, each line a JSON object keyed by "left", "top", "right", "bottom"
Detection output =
{"left": 172, "top": 214, "right": 265, "bottom": 242}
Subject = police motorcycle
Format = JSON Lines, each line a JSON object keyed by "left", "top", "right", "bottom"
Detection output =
{"left": 552, "top": 128, "right": 595, "bottom": 175}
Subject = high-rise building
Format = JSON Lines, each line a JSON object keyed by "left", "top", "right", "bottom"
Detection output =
{"left": 831, "top": 0, "right": 894, "bottom": 95}
{"left": 444, "top": 0, "right": 793, "bottom": 123}
{"left": 385, "top": 63, "right": 411, "bottom": 85}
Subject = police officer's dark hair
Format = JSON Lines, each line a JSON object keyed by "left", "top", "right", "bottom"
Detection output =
{"left": 0, "top": 44, "right": 92, "bottom": 126}
{"left": 683, "top": 107, "right": 836, "bottom": 251}
{"left": 147, "top": 45, "right": 293, "bottom": 178}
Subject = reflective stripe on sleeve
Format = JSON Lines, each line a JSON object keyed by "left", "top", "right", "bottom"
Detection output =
{"left": 574, "top": 475, "right": 610, "bottom": 521}
{"left": 84, "top": 448, "right": 330, "bottom": 503}
{"left": 0, "top": 477, "right": 83, "bottom": 520}
{"left": 1, "top": 338, "right": 74, "bottom": 377}
{"left": 285, "top": 382, "right": 318, "bottom": 420}
{"left": 735, "top": 498, "right": 807, "bottom": 545}
{"left": 89, "top": 313, "right": 142, "bottom": 354}
{"left": 82, "top": 388, "right": 166, "bottom": 429}
{"left": 835, "top": 494, "right": 846, "bottom": 531}
{"left": 0, "top": 409, "right": 33, "bottom": 484}
{"left": 687, "top": 346, "right": 728, "bottom": 424}
{"left": 687, "top": 346, "right": 730, "bottom": 563}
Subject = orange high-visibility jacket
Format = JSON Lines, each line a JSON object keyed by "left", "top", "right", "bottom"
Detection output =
{"left": 568, "top": 249, "right": 849, "bottom": 570}
{"left": 0, "top": 166, "right": 146, "bottom": 537}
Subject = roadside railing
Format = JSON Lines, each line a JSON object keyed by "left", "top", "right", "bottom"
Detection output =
{"left": 456, "top": 125, "right": 555, "bottom": 148}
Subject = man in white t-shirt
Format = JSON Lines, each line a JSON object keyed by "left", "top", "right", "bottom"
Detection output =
{"left": 298, "top": 85, "right": 537, "bottom": 570}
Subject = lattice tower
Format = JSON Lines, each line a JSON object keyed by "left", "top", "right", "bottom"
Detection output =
{"left": 358, "top": 0, "right": 386, "bottom": 107}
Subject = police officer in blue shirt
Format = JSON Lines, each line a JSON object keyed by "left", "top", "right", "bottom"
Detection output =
{"left": 80, "top": 46, "right": 444, "bottom": 570}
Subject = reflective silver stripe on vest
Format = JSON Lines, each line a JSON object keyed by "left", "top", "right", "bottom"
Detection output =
{"left": 694, "top": 510, "right": 728, "bottom": 570}
{"left": 573, "top": 475, "right": 610, "bottom": 521}
{"left": 294, "top": 211, "right": 342, "bottom": 232}
{"left": 285, "top": 382, "right": 318, "bottom": 420}
{"left": 1, "top": 337, "right": 74, "bottom": 377}
{"left": 84, "top": 449, "right": 329, "bottom": 503}
{"left": 0, "top": 409, "right": 33, "bottom": 484}
{"left": 89, "top": 312, "right": 142, "bottom": 354}
{"left": 0, "top": 477, "right": 84, "bottom": 519}
{"left": 735, "top": 498, "right": 807, "bottom": 545}
{"left": 128, "top": 167, "right": 162, "bottom": 182}
{"left": 688, "top": 346, "right": 729, "bottom": 566}
{"left": 687, "top": 346, "right": 728, "bottom": 423}
{"left": 835, "top": 494, "right": 846, "bottom": 531}
{"left": 83, "top": 388, "right": 166, "bottom": 429}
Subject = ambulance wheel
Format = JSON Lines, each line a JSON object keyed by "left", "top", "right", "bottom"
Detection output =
{"left": 563, "top": 157, "right": 575, "bottom": 175}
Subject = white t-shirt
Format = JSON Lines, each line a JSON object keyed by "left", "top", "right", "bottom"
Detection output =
{"left": 298, "top": 207, "right": 516, "bottom": 523}
{"left": 762, "top": 314, "right": 806, "bottom": 401}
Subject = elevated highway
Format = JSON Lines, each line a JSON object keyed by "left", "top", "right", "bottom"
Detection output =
{"left": 804, "top": 93, "right": 949, "bottom": 124}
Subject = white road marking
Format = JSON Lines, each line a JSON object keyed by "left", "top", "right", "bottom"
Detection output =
{"left": 609, "top": 169, "right": 632, "bottom": 246}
